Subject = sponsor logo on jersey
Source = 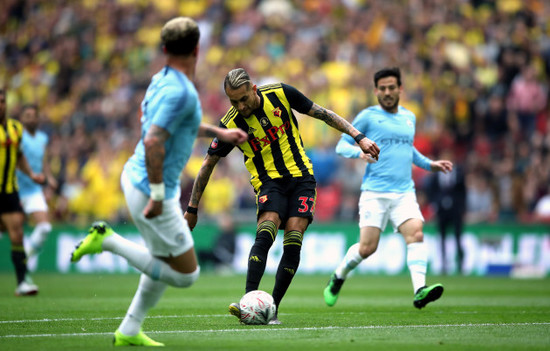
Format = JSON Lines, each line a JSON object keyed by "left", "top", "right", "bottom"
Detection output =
{"left": 248, "top": 121, "right": 291, "bottom": 152}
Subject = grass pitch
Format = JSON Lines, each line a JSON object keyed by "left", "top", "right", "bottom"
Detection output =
{"left": 0, "top": 273, "right": 549, "bottom": 350}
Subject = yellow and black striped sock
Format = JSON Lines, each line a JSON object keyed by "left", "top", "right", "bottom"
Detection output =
{"left": 246, "top": 220, "right": 278, "bottom": 292}
{"left": 272, "top": 230, "right": 303, "bottom": 308}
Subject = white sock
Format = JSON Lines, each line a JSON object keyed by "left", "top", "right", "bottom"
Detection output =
{"left": 334, "top": 243, "right": 364, "bottom": 279}
{"left": 102, "top": 232, "right": 200, "bottom": 287}
{"left": 28, "top": 222, "right": 52, "bottom": 252}
{"left": 119, "top": 274, "right": 167, "bottom": 336}
{"left": 407, "top": 242, "right": 427, "bottom": 293}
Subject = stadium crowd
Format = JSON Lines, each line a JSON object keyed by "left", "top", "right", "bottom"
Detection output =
{"left": 1, "top": 0, "right": 549, "bottom": 225}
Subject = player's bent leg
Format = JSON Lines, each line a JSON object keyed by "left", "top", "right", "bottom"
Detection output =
{"left": 71, "top": 221, "right": 114, "bottom": 262}
{"left": 414, "top": 283, "right": 444, "bottom": 309}
{"left": 159, "top": 265, "right": 200, "bottom": 288}
{"left": 161, "top": 248, "right": 200, "bottom": 287}
{"left": 113, "top": 329, "right": 164, "bottom": 347}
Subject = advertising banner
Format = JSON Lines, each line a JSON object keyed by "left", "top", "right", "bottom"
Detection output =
{"left": 0, "top": 223, "right": 548, "bottom": 276}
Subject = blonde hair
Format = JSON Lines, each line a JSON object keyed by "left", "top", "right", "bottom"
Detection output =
{"left": 224, "top": 68, "right": 252, "bottom": 90}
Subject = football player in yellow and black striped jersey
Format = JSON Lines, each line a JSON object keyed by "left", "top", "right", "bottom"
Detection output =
{"left": 0, "top": 89, "right": 45, "bottom": 296}
{"left": 184, "top": 68, "right": 379, "bottom": 324}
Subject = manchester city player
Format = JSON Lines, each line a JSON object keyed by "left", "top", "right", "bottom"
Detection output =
{"left": 17, "top": 105, "right": 57, "bottom": 265}
{"left": 70, "top": 17, "right": 246, "bottom": 346}
{"left": 324, "top": 67, "right": 453, "bottom": 309}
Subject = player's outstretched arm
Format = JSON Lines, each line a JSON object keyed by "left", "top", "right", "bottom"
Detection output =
{"left": 185, "top": 153, "right": 221, "bottom": 231}
{"left": 198, "top": 124, "right": 247, "bottom": 145}
{"left": 307, "top": 103, "right": 380, "bottom": 160}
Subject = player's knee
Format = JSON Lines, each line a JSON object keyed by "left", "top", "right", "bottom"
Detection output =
{"left": 254, "top": 220, "right": 278, "bottom": 249}
{"left": 171, "top": 266, "right": 200, "bottom": 288}
{"left": 283, "top": 230, "right": 303, "bottom": 246}
{"left": 358, "top": 242, "right": 377, "bottom": 258}
{"left": 409, "top": 231, "right": 424, "bottom": 243}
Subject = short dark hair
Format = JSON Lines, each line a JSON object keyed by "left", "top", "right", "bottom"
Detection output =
{"left": 374, "top": 67, "right": 401, "bottom": 87}
{"left": 161, "top": 17, "right": 200, "bottom": 56}
{"left": 20, "top": 103, "right": 38, "bottom": 115}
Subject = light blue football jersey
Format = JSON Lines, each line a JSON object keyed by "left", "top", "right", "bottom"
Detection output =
{"left": 336, "top": 105, "right": 432, "bottom": 193}
{"left": 17, "top": 129, "right": 48, "bottom": 196}
{"left": 124, "top": 66, "right": 201, "bottom": 200}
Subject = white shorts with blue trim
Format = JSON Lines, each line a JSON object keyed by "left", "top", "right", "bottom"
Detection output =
{"left": 121, "top": 169, "right": 194, "bottom": 257}
{"left": 358, "top": 191, "right": 424, "bottom": 231}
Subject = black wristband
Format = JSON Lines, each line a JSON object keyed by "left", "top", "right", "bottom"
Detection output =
{"left": 354, "top": 133, "right": 366, "bottom": 143}
{"left": 187, "top": 206, "right": 198, "bottom": 214}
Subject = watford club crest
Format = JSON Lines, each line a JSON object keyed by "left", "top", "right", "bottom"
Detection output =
{"left": 210, "top": 138, "right": 218, "bottom": 149}
{"left": 272, "top": 107, "right": 281, "bottom": 118}
{"left": 259, "top": 195, "right": 268, "bottom": 203}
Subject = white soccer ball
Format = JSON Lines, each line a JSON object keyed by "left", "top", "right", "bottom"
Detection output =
{"left": 239, "top": 290, "right": 277, "bottom": 325}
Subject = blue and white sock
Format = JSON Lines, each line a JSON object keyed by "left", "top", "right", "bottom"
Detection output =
{"left": 334, "top": 243, "right": 364, "bottom": 279}
{"left": 119, "top": 274, "right": 167, "bottom": 336}
{"left": 407, "top": 242, "right": 427, "bottom": 293}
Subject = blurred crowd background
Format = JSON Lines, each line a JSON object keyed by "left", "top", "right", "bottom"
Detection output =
{"left": 1, "top": 0, "right": 549, "bottom": 227}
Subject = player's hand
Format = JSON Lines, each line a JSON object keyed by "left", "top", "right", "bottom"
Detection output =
{"left": 359, "top": 153, "right": 378, "bottom": 164}
{"left": 47, "top": 175, "right": 58, "bottom": 190}
{"left": 184, "top": 211, "right": 198, "bottom": 231}
{"left": 30, "top": 172, "right": 46, "bottom": 185}
{"left": 358, "top": 137, "right": 380, "bottom": 161}
{"left": 431, "top": 160, "right": 453, "bottom": 173}
{"left": 219, "top": 128, "right": 248, "bottom": 145}
{"left": 143, "top": 199, "right": 163, "bottom": 219}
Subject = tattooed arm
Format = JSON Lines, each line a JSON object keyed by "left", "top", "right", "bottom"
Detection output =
{"left": 184, "top": 153, "right": 221, "bottom": 230}
{"left": 198, "top": 123, "right": 247, "bottom": 144}
{"left": 307, "top": 103, "right": 380, "bottom": 160}
{"left": 143, "top": 124, "right": 170, "bottom": 219}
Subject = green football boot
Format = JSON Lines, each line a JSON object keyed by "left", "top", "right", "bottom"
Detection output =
{"left": 414, "top": 283, "right": 444, "bottom": 309}
{"left": 70, "top": 221, "right": 114, "bottom": 263}
{"left": 324, "top": 274, "right": 345, "bottom": 307}
{"left": 113, "top": 329, "right": 164, "bottom": 347}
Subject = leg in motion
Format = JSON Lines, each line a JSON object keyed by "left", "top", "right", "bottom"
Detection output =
{"left": 324, "top": 226, "right": 380, "bottom": 307}
{"left": 245, "top": 219, "right": 278, "bottom": 292}
{"left": 399, "top": 218, "right": 444, "bottom": 309}
{"left": 270, "top": 227, "right": 304, "bottom": 324}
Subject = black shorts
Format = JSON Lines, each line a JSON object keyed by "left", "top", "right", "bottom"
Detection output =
{"left": 256, "top": 175, "right": 317, "bottom": 227}
{"left": 0, "top": 192, "right": 23, "bottom": 214}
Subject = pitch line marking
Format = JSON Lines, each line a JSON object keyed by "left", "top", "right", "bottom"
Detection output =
{"left": 0, "top": 311, "right": 488, "bottom": 324}
{"left": 1, "top": 322, "right": 549, "bottom": 339}
{"left": 0, "top": 314, "right": 229, "bottom": 324}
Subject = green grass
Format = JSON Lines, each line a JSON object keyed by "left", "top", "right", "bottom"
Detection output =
{"left": 1, "top": 273, "right": 549, "bottom": 350}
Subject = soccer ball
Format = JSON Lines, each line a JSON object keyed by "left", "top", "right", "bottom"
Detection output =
{"left": 239, "top": 290, "right": 277, "bottom": 325}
